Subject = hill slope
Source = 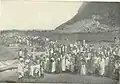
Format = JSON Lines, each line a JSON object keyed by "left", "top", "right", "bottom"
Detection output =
{"left": 55, "top": 2, "right": 120, "bottom": 33}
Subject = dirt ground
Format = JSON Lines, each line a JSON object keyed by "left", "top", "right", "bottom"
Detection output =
{"left": 0, "top": 70, "right": 118, "bottom": 84}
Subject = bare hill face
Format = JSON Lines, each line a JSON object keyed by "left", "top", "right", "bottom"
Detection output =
{"left": 55, "top": 2, "right": 120, "bottom": 33}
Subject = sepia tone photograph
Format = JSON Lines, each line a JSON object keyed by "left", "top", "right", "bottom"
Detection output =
{"left": 0, "top": 0, "right": 119, "bottom": 84}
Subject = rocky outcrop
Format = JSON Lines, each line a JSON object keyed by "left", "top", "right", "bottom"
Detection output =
{"left": 55, "top": 2, "right": 120, "bottom": 33}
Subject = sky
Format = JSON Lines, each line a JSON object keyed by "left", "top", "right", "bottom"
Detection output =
{"left": 0, "top": 1, "right": 82, "bottom": 30}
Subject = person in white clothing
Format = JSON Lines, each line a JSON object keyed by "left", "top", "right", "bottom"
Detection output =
{"left": 45, "top": 57, "right": 50, "bottom": 72}
{"left": 62, "top": 56, "right": 66, "bottom": 72}
{"left": 18, "top": 49, "right": 23, "bottom": 58}
{"left": 51, "top": 57, "right": 56, "bottom": 73}
{"left": 29, "top": 62, "right": 36, "bottom": 77}
{"left": 34, "top": 64, "right": 41, "bottom": 77}
{"left": 81, "top": 60, "right": 86, "bottom": 76}
{"left": 66, "top": 56, "right": 70, "bottom": 71}
{"left": 99, "top": 56, "right": 105, "bottom": 77}
{"left": 18, "top": 59, "right": 25, "bottom": 79}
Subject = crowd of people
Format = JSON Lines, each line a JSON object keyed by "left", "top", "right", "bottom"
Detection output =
{"left": 0, "top": 32, "right": 119, "bottom": 81}
{"left": 16, "top": 35, "right": 120, "bottom": 81}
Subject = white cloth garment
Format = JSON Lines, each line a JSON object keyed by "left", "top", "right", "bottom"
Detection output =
{"left": 81, "top": 64, "right": 86, "bottom": 76}
{"left": 27, "top": 40, "right": 29, "bottom": 46}
{"left": 105, "top": 57, "right": 109, "bottom": 66}
{"left": 62, "top": 56, "right": 66, "bottom": 71}
{"left": 66, "top": 58, "right": 70, "bottom": 70}
{"left": 18, "top": 62, "right": 24, "bottom": 78}
{"left": 51, "top": 58, "right": 55, "bottom": 73}
{"left": 99, "top": 58, "right": 105, "bottom": 76}
{"left": 24, "top": 64, "right": 29, "bottom": 73}
{"left": 45, "top": 57, "right": 49, "bottom": 71}
{"left": 19, "top": 51, "right": 23, "bottom": 57}
{"left": 34, "top": 64, "right": 41, "bottom": 77}
{"left": 30, "top": 65, "right": 36, "bottom": 77}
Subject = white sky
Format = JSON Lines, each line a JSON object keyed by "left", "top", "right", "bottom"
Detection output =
{"left": 0, "top": 1, "right": 82, "bottom": 30}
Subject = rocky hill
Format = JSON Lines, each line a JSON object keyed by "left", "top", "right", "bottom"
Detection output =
{"left": 55, "top": 2, "right": 120, "bottom": 33}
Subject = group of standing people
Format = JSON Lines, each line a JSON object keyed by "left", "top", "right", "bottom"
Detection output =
{"left": 17, "top": 47, "right": 45, "bottom": 79}
{"left": 43, "top": 41, "right": 120, "bottom": 80}
{"left": 17, "top": 38, "right": 120, "bottom": 81}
